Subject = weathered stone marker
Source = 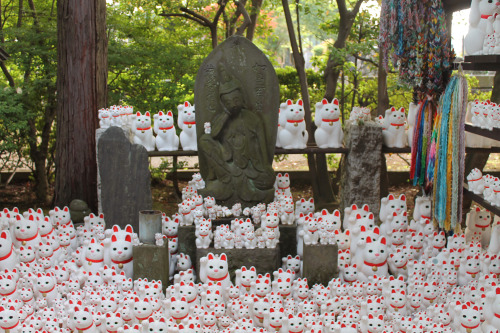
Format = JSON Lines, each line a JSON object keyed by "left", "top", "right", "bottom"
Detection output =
{"left": 98, "top": 126, "right": 152, "bottom": 230}
{"left": 340, "top": 123, "right": 383, "bottom": 216}
{"left": 303, "top": 243, "right": 338, "bottom": 286}
{"left": 133, "top": 242, "right": 169, "bottom": 291}
{"left": 195, "top": 35, "right": 280, "bottom": 209}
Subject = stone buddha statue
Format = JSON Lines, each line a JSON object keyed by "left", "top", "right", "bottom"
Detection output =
{"left": 195, "top": 36, "right": 279, "bottom": 208}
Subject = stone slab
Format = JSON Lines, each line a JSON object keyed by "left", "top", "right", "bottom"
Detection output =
{"left": 133, "top": 243, "right": 169, "bottom": 290}
{"left": 279, "top": 224, "right": 297, "bottom": 258}
{"left": 98, "top": 126, "right": 152, "bottom": 231}
{"left": 302, "top": 244, "right": 338, "bottom": 287}
{"left": 196, "top": 246, "right": 281, "bottom": 282}
{"left": 178, "top": 225, "right": 197, "bottom": 265}
{"left": 340, "top": 123, "right": 383, "bottom": 216}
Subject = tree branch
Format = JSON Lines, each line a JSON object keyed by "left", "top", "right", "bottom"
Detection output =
{"left": 0, "top": 61, "right": 15, "bottom": 87}
{"left": 160, "top": 12, "right": 208, "bottom": 26}
{"left": 180, "top": 6, "right": 212, "bottom": 26}
{"left": 234, "top": 1, "right": 251, "bottom": 36}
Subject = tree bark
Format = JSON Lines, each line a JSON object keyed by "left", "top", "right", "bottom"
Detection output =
{"left": 377, "top": 43, "right": 389, "bottom": 116}
{"left": 245, "top": 0, "right": 262, "bottom": 41}
{"left": 55, "top": 0, "right": 107, "bottom": 212}
{"left": 282, "top": 0, "right": 334, "bottom": 205}
{"left": 323, "top": 0, "right": 364, "bottom": 101}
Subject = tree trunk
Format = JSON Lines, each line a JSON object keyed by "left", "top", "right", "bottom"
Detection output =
{"left": 55, "top": 0, "right": 107, "bottom": 212}
{"left": 246, "top": 0, "right": 262, "bottom": 41}
{"left": 282, "top": 0, "right": 335, "bottom": 205}
{"left": 377, "top": 43, "right": 389, "bottom": 116}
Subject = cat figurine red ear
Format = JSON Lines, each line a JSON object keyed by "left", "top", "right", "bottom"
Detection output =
{"left": 199, "top": 252, "right": 231, "bottom": 294}
{"left": 177, "top": 101, "right": 197, "bottom": 151}
{"left": 314, "top": 98, "right": 344, "bottom": 148}
{"left": 153, "top": 110, "right": 179, "bottom": 151}
{"left": 132, "top": 111, "right": 155, "bottom": 151}
{"left": 381, "top": 106, "right": 407, "bottom": 148}
{"left": 278, "top": 99, "right": 308, "bottom": 149}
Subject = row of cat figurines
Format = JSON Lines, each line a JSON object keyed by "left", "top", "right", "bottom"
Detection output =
{"left": 465, "top": 99, "right": 500, "bottom": 148}
{"left": 100, "top": 100, "right": 420, "bottom": 152}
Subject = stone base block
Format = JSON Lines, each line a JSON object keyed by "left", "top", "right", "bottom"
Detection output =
{"left": 178, "top": 225, "right": 197, "bottom": 265}
{"left": 279, "top": 224, "right": 297, "bottom": 258}
{"left": 133, "top": 243, "right": 169, "bottom": 290}
{"left": 302, "top": 244, "right": 338, "bottom": 287}
{"left": 196, "top": 246, "right": 281, "bottom": 282}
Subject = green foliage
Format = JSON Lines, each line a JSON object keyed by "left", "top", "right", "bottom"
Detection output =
{"left": 150, "top": 158, "right": 188, "bottom": 181}
{"left": 276, "top": 66, "right": 325, "bottom": 104}
{"left": 0, "top": 1, "right": 58, "bottom": 186}
{"left": 465, "top": 74, "right": 493, "bottom": 102}
{"left": 107, "top": 1, "right": 211, "bottom": 114}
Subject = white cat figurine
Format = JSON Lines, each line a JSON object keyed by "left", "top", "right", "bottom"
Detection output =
{"left": 154, "top": 111, "right": 179, "bottom": 151}
{"left": 132, "top": 111, "right": 155, "bottom": 151}
{"left": 314, "top": 98, "right": 343, "bottom": 148}
{"left": 279, "top": 99, "right": 308, "bottom": 149}
{"left": 382, "top": 107, "right": 407, "bottom": 148}
{"left": 407, "top": 102, "right": 418, "bottom": 148}
{"left": 465, "top": 0, "right": 499, "bottom": 55}
{"left": 177, "top": 101, "right": 197, "bottom": 151}
{"left": 199, "top": 253, "right": 231, "bottom": 292}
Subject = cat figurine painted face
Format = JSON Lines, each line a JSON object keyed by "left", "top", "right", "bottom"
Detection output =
{"left": 11, "top": 215, "right": 40, "bottom": 249}
{"left": 314, "top": 98, "right": 344, "bottom": 148}
{"left": 354, "top": 236, "right": 389, "bottom": 282}
{"left": 177, "top": 101, "right": 197, "bottom": 151}
{"left": 132, "top": 111, "right": 155, "bottom": 151}
{"left": 154, "top": 110, "right": 179, "bottom": 151}
{"left": 199, "top": 253, "right": 231, "bottom": 292}
{"left": 107, "top": 233, "right": 133, "bottom": 278}
{"left": 381, "top": 107, "right": 407, "bottom": 148}
{"left": 279, "top": 99, "right": 308, "bottom": 149}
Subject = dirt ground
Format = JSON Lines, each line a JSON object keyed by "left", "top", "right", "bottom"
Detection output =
{"left": 2, "top": 153, "right": 499, "bottom": 216}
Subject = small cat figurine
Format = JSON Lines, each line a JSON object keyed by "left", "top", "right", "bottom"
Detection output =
{"left": 154, "top": 110, "right": 179, "bottom": 151}
{"left": 109, "top": 105, "right": 122, "bottom": 127}
{"left": 178, "top": 101, "right": 197, "bottom": 151}
{"left": 314, "top": 98, "right": 343, "bottom": 148}
{"left": 381, "top": 107, "right": 407, "bottom": 148}
{"left": 467, "top": 168, "right": 485, "bottom": 195}
{"left": 133, "top": 111, "right": 155, "bottom": 151}
{"left": 81, "top": 238, "right": 105, "bottom": 274}
{"left": 99, "top": 108, "right": 111, "bottom": 129}
{"left": 275, "top": 173, "right": 292, "bottom": 197}
{"left": 11, "top": 214, "right": 41, "bottom": 249}
{"left": 0, "top": 305, "right": 23, "bottom": 332}
{"left": 279, "top": 99, "right": 308, "bottom": 149}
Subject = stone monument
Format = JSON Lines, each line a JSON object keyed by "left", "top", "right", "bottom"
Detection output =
{"left": 194, "top": 36, "right": 279, "bottom": 208}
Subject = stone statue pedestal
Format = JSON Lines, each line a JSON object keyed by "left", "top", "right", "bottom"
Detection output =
{"left": 196, "top": 246, "right": 280, "bottom": 281}
{"left": 302, "top": 244, "right": 338, "bottom": 286}
{"left": 133, "top": 242, "right": 169, "bottom": 291}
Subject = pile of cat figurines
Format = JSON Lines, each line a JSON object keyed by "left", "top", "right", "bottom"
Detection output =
{"left": 1, "top": 170, "right": 500, "bottom": 332}
{"left": 467, "top": 167, "right": 500, "bottom": 208}
{"left": 464, "top": 0, "right": 500, "bottom": 56}
{"left": 465, "top": 99, "right": 500, "bottom": 148}
{"left": 98, "top": 102, "right": 198, "bottom": 152}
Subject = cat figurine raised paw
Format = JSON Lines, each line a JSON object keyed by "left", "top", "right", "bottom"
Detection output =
{"left": 132, "top": 111, "right": 155, "bottom": 151}
{"left": 314, "top": 98, "right": 343, "bottom": 148}
{"left": 178, "top": 101, "right": 197, "bottom": 151}
{"left": 381, "top": 107, "right": 407, "bottom": 148}
{"left": 154, "top": 111, "right": 179, "bottom": 151}
{"left": 279, "top": 99, "right": 308, "bottom": 149}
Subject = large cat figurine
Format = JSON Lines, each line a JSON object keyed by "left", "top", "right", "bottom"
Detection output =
{"left": 133, "top": 111, "right": 155, "bottom": 151}
{"left": 381, "top": 107, "right": 407, "bottom": 148}
{"left": 0, "top": 231, "right": 17, "bottom": 271}
{"left": 279, "top": 99, "right": 308, "bottom": 149}
{"left": 178, "top": 101, "right": 197, "bottom": 151}
{"left": 104, "top": 232, "right": 133, "bottom": 278}
{"left": 314, "top": 98, "right": 343, "bottom": 148}
{"left": 154, "top": 111, "right": 179, "bottom": 151}
{"left": 199, "top": 253, "right": 231, "bottom": 293}
{"left": 464, "top": 0, "right": 499, "bottom": 55}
